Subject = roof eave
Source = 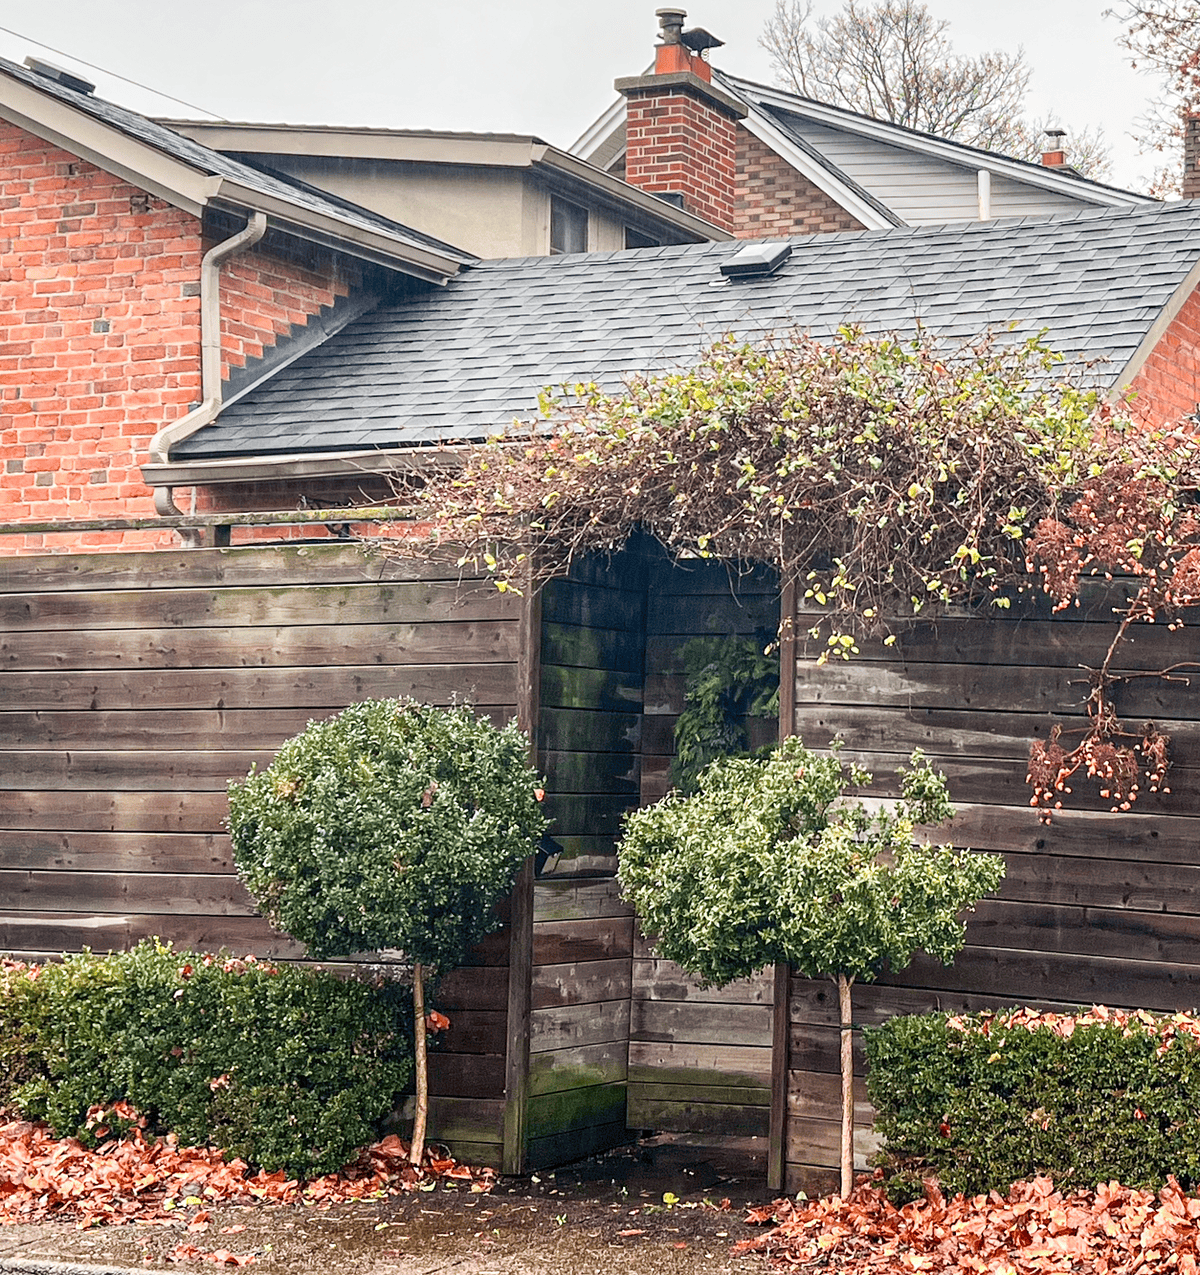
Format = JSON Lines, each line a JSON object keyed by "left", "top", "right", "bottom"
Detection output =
{"left": 0, "top": 73, "right": 218, "bottom": 216}
{"left": 161, "top": 121, "right": 549, "bottom": 168}
{"left": 740, "top": 111, "right": 899, "bottom": 230}
{"left": 571, "top": 94, "right": 627, "bottom": 163}
{"left": 212, "top": 179, "right": 463, "bottom": 282}
{"left": 162, "top": 117, "right": 727, "bottom": 243}
{"left": 536, "top": 147, "right": 732, "bottom": 240}
{"left": 0, "top": 65, "right": 466, "bottom": 282}
{"left": 142, "top": 445, "right": 471, "bottom": 489}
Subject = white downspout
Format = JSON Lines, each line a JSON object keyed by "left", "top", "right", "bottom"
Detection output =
{"left": 977, "top": 169, "right": 992, "bottom": 222}
{"left": 150, "top": 212, "right": 268, "bottom": 518}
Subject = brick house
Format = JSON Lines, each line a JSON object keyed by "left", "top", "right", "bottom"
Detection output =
{"left": 572, "top": 8, "right": 1154, "bottom": 236}
{"left": 0, "top": 53, "right": 720, "bottom": 552}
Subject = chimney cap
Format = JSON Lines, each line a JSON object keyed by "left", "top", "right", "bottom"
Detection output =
{"left": 656, "top": 8, "right": 687, "bottom": 44}
{"left": 681, "top": 26, "right": 723, "bottom": 53}
{"left": 24, "top": 56, "right": 95, "bottom": 96}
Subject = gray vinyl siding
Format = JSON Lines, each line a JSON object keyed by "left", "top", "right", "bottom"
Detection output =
{"left": 775, "top": 115, "right": 1097, "bottom": 225}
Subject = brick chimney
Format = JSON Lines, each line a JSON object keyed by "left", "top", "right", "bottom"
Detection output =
{"left": 1185, "top": 111, "right": 1200, "bottom": 199}
{"left": 1041, "top": 128, "right": 1067, "bottom": 167}
{"left": 615, "top": 8, "right": 747, "bottom": 232}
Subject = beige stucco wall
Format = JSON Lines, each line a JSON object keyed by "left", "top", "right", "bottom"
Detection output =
{"left": 237, "top": 155, "right": 643, "bottom": 258}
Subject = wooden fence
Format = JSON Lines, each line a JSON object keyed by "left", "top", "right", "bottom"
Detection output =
{"left": 781, "top": 589, "right": 1200, "bottom": 1193}
{"left": 12, "top": 534, "right": 1189, "bottom": 1191}
{"left": 0, "top": 540, "right": 530, "bottom": 1168}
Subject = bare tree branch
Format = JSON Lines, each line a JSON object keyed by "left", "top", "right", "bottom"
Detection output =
{"left": 761, "top": 0, "right": 1112, "bottom": 179}
{"left": 1107, "top": 1, "right": 1200, "bottom": 195}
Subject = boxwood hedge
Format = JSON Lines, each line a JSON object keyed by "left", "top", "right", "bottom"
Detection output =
{"left": 865, "top": 1006, "right": 1200, "bottom": 1200}
{"left": 0, "top": 941, "right": 412, "bottom": 1178}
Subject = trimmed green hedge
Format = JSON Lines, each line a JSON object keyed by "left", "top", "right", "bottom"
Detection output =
{"left": 0, "top": 942, "right": 412, "bottom": 1178}
{"left": 865, "top": 1006, "right": 1200, "bottom": 1200}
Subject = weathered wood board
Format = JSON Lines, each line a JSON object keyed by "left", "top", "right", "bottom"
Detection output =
{"left": 630, "top": 551, "right": 781, "bottom": 1145}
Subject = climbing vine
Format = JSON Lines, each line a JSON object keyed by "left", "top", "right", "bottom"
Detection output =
{"left": 393, "top": 327, "right": 1200, "bottom": 817}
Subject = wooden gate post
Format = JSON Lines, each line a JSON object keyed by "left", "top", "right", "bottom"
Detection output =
{"left": 768, "top": 580, "right": 797, "bottom": 1192}
{"left": 502, "top": 573, "right": 542, "bottom": 1174}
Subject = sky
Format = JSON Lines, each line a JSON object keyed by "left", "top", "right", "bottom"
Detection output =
{"left": 0, "top": 0, "right": 1168, "bottom": 193}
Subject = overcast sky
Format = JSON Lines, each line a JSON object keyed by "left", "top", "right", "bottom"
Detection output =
{"left": 0, "top": 0, "right": 1168, "bottom": 192}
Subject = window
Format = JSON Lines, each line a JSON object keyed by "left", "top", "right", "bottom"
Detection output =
{"left": 624, "top": 226, "right": 661, "bottom": 250}
{"left": 550, "top": 197, "right": 588, "bottom": 255}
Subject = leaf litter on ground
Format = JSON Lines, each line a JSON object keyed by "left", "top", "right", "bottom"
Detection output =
{"left": 737, "top": 1173, "right": 1200, "bottom": 1272}
{"left": 0, "top": 1106, "right": 495, "bottom": 1264}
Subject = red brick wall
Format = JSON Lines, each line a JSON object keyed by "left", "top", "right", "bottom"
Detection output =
{"left": 734, "top": 129, "right": 864, "bottom": 238}
{"left": 219, "top": 241, "right": 356, "bottom": 380}
{"left": 624, "top": 90, "right": 739, "bottom": 232}
{"left": 0, "top": 122, "right": 364, "bottom": 553}
{"left": 1121, "top": 282, "right": 1200, "bottom": 428}
{"left": 0, "top": 123, "right": 203, "bottom": 549}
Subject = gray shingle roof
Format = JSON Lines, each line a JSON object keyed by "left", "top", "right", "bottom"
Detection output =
{"left": 177, "top": 202, "right": 1200, "bottom": 461}
{"left": 0, "top": 56, "right": 473, "bottom": 264}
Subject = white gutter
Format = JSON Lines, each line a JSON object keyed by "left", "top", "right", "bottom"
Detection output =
{"left": 149, "top": 211, "right": 267, "bottom": 519}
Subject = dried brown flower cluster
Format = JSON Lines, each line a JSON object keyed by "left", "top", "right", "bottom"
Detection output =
{"left": 1026, "top": 443, "right": 1200, "bottom": 819}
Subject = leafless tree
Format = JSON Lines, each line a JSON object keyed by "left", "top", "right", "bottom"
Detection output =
{"left": 1108, "top": 1, "right": 1200, "bottom": 196}
{"left": 761, "top": 0, "right": 1111, "bottom": 178}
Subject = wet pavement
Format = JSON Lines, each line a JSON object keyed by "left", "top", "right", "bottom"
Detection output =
{"left": 0, "top": 1138, "right": 779, "bottom": 1275}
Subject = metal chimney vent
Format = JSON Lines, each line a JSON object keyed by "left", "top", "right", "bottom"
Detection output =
{"left": 24, "top": 57, "right": 96, "bottom": 96}
{"left": 719, "top": 241, "right": 792, "bottom": 279}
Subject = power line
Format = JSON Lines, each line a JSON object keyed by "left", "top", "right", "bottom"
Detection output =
{"left": 0, "top": 21, "right": 225, "bottom": 119}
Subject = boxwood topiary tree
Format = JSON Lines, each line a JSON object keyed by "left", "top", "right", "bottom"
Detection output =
{"left": 617, "top": 737, "right": 1004, "bottom": 1197}
{"left": 228, "top": 698, "right": 546, "bottom": 1166}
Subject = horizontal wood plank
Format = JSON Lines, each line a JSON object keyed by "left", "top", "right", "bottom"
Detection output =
{"left": 627, "top": 1096, "right": 768, "bottom": 1138}
{"left": 627, "top": 1042, "right": 771, "bottom": 1088}
{"left": 532, "top": 916, "right": 634, "bottom": 965}
{"left": 0, "top": 705, "right": 515, "bottom": 750}
{"left": 532, "top": 959, "right": 632, "bottom": 1010}
{"left": 530, "top": 999, "right": 631, "bottom": 1053}
{"left": 0, "top": 580, "right": 519, "bottom": 632}
{"left": 0, "top": 664, "right": 516, "bottom": 712}
{"left": 0, "top": 831, "right": 232, "bottom": 873}
{"left": 533, "top": 878, "right": 631, "bottom": 923}
{"left": 529, "top": 1041, "right": 628, "bottom": 1097}
{"left": 0, "top": 544, "right": 481, "bottom": 593}
{"left": 0, "top": 870, "right": 255, "bottom": 916}
{"left": 631, "top": 1000, "right": 772, "bottom": 1047}
{"left": 0, "top": 620, "right": 520, "bottom": 673}
{"left": 0, "top": 911, "right": 303, "bottom": 957}
{"left": 0, "top": 791, "right": 228, "bottom": 833}
{"left": 0, "top": 752, "right": 270, "bottom": 793}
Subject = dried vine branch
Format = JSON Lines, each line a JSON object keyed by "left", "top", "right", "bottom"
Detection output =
{"left": 383, "top": 327, "right": 1200, "bottom": 817}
